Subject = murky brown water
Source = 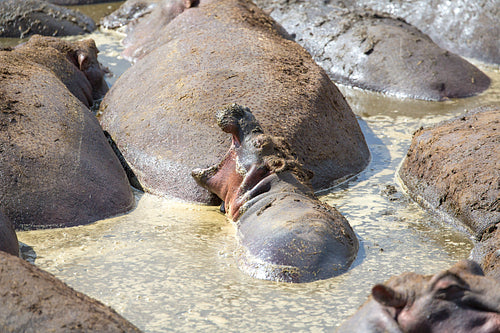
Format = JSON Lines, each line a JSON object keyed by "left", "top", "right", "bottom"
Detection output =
{"left": 4, "top": 2, "right": 500, "bottom": 332}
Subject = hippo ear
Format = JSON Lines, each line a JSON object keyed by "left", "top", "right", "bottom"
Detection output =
{"left": 77, "top": 52, "right": 88, "bottom": 71}
{"left": 184, "top": 0, "right": 197, "bottom": 8}
{"left": 372, "top": 284, "right": 406, "bottom": 308}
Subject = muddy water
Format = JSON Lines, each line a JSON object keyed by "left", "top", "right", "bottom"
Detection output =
{"left": 5, "top": 2, "right": 500, "bottom": 332}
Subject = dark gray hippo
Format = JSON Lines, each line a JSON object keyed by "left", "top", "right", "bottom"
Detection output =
{"left": 46, "top": 0, "right": 118, "bottom": 4}
{"left": 337, "top": 260, "right": 500, "bottom": 332}
{"left": 341, "top": 0, "right": 500, "bottom": 65}
{"left": 192, "top": 104, "right": 358, "bottom": 282}
{"left": 0, "top": 210, "right": 18, "bottom": 256}
{"left": 99, "top": 0, "right": 370, "bottom": 203}
{"left": 0, "top": 0, "right": 96, "bottom": 38}
{"left": 254, "top": 0, "right": 490, "bottom": 101}
{"left": 399, "top": 105, "right": 499, "bottom": 280}
{"left": 0, "top": 35, "right": 134, "bottom": 230}
{"left": 0, "top": 251, "right": 142, "bottom": 332}
{"left": 100, "top": 0, "right": 162, "bottom": 29}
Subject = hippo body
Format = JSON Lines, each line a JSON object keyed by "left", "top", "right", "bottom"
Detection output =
{"left": 337, "top": 260, "right": 500, "bottom": 332}
{"left": 0, "top": 0, "right": 96, "bottom": 38}
{"left": 99, "top": 0, "right": 370, "bottom": 203}
{"left": 254, "top": 0, "right": 490, "bottom": 100}
{"left": 192, "top": 105, "right": 358, "bottom": 282}
{"left": 344, "top": 0, "right": 500, "bottom": 65}
{"left": 47, "top": 0, "right": 118, "bottom": 4}
{"left": 0, "top": 211, "right": 18, "bottom": 256}
{"left": 100, "top": 0, "right": 162, "bottom": 30}
{"left": 0, "top": 251, "right": 142, "bottom": 332}
{"left": 399, "top": 105, "right": 500, "bottom": 279}
{"left": 0, "top": 35, "right": 134, "bottom": 230}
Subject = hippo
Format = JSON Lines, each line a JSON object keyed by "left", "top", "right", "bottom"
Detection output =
{"left": 399, "top": 105, "right": 500, "bottom": 279}
{"left": 46, "top": 0, "right": 118, "bottom": 4}
{"left": 0, "top": 210, "right": 18, "bottom": 256}
{"left": 192, "top": 104, "right": 358, "bottom": 282}
{"left": 100, "top": 0, "right": 162, "bottom": 29}
{"left": 254, "top": 0, "right": 490, "bottom": 101}
{"left": 98, "top": 0, "right": 370, "bottom": 203}
{"left": 119, "top": 0, "right": 202, "bottom": 62}
{"left": 0, "top": 251, "right": 142, "bottom": 332}
{"left": 337, "top": 260, "right": 500, "bottom": 332}
{"left": 338, "top": 0, "right": 500, "bottom": 65}
{"left": 0, "top": 35, "right": 134, "bottom": 230}
{"left": 0, "top": 0, "right": 96, "bottom": 38}
{"left": 12, "top": 35, "right": 109, "bottom": 107}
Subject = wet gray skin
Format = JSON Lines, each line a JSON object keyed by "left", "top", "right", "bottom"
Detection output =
{"left": 192, "top": 104, "right": 359, "bottom": 283}
{"left": 0, "top": 0, "right": 96, "bottom": 38}
{"left": 0, "top": 35, "right": 134, "bottom": 230}
{"left": 337, "top": 260, "right": 500, "bottom": 333}
{"left": 100, "top": 0, "right": 162, "bottom": 29}
{"left": 337, "top": 0, "right": 500, "bottom": 66}
{"left": 254, "top": 0, "right": 490, "bottom": 101}
{"left": 0, "top": 210, "right": 19, "bottom": 256}
{"left": 46, "top": 0, "right": 118, "bottom": 4}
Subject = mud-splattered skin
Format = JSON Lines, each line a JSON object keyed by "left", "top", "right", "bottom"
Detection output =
{"left": 0, "top": 211, "right": 18, "bottom": 256}
{"left": 99, "top": 0, "right": 370, "bottom": 203}
{"left": 0, "top": 35, "right": 133, "bottom": 230}
{"left": 0, "top": 251, "right": 142, "bottom": 332}
{"left": 337, "top": 260, "right": 500, "bottom": 333}
{"left": 254, "top": 0, "right": 490, "bottom": 101}
{"left": 192, "top": 105, "right": 358, "bottom": 283}
{"left": 399, "top": 106, "right": 500, "bottom": 280}
{"left": 13, "top": 35, "right": 109, "bottom": 107}
{"left": 100, "top": 0, "right": 162, "bottom": 29}
{"left": 0, "top": 0, "right": 96, "bottom": 38}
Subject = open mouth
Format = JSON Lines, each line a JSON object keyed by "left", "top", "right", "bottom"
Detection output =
{"left": 231, "top": 132, "right": 241, "bottom": 148}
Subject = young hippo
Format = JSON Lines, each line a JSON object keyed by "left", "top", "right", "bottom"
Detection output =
{"left": 337, "top": 260, "right": 500, "bottom": 333}
{"left": 192, "top": 104, "right": 359, "bottom": 283}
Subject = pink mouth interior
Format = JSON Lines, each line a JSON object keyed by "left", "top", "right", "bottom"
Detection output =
{"left": 231, "top": 132, "right": 241, "bottom": 148}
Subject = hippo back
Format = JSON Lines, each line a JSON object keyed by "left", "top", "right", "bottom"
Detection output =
{"left": 99, "top": 0, "right": 370, "bottom": 203}
{"left": 0, "top": 51, "right": 134, "bottom": 229}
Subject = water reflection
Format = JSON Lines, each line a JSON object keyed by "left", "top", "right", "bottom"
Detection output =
{"left": 12, "top": 9, "right": 500, "bottom": 332}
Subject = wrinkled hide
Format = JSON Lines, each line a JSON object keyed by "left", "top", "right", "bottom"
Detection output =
{"left": 0, "top": 0, "right": 96, "bottom": 38}
{"left": 254, "top": 0, "right": 490, "bottom": 100}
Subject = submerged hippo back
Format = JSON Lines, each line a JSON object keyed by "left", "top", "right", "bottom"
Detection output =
{"left": 100, "top": 0, "right": 369, "bottom": 203}
{"left": 0, "top": 51, "right": 133, "bottom": 229}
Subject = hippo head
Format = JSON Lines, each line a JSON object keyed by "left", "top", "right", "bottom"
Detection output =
{"left": 192, "top": 103, "right": 312, "bottom": 220}
{"left": 339, "top": 260, "right": 500, "bottom": 332}
{"left": 72, "top": 38, "right": 109, "bottom": 103}
{"left": 16, "top": 35, "right": 109, "bottom": 107}
{"left": 192, "top": 104, "right": 357, "bottom": 282}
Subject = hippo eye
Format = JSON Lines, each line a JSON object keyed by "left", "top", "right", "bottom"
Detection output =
{"left": 435, "top": 284, "right": 467, "bottom": 300}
